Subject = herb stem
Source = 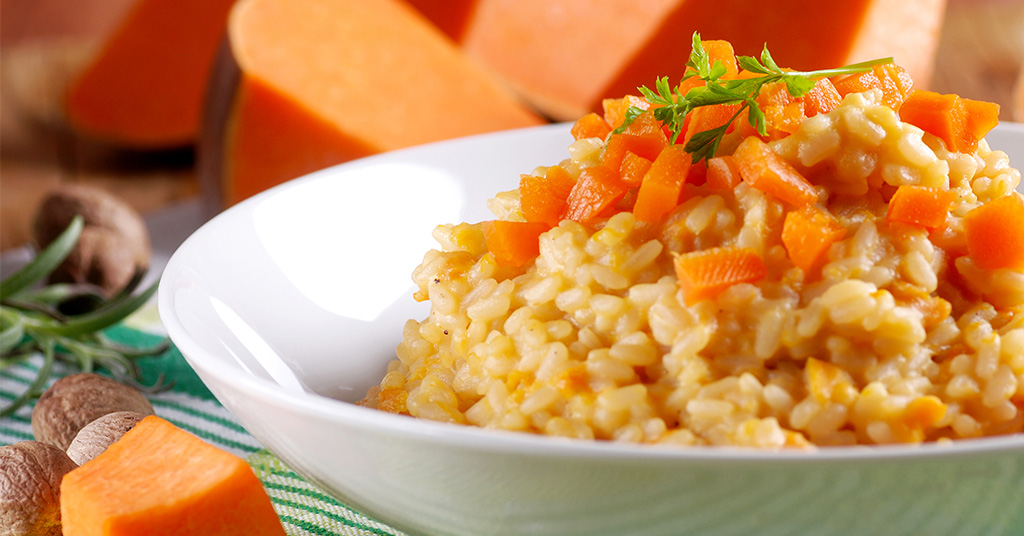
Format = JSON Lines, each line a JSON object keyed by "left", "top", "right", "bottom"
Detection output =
{"left": 619, "top": 33, "right": 894, "bottom": 164}
{"left": 0, "top": 339, "right": 54, "bottom": 418}
{"left": 0, "top": 216, "right": 82, "bottom": 298}
{"left": 793, "top": 57, "right": 894, "bottom": 79}
{"left": 0, "top": 218, "right": 170, "bottom": 417}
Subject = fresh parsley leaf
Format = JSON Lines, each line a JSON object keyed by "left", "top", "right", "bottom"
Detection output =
{"left": 760, "top": 44, "right": 781, "bottom": 72}
{"left": 746, "top": 101, "right": 768, "bottom": 137}
{"left": 687, "top": 33, "right": 710, "bottom": 78}
{"left": 619, "top": 32, "right": 892, "bottom": 164}
{"left": 736, "top": 55, "right": 770, "bottom": 74}
{"left": 708, "top": 61, "right": 728, "bottom": 82}
{"left": 684, "top": 125, "right": 729, "bottom": 163}
{"left": 618, "top": 106, "right": 647, "bottom": 132}
{"left": 783, "top": 75, "right": 817, "bottom": 98}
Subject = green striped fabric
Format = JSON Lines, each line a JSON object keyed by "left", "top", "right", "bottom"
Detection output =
{"left": 0, "top": 317, "right": 406, "bottom": 536}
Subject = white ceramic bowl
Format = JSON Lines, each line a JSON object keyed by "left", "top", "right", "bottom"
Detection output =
{"left": 160, "top": 123, "right": 1024, "bottom": 536}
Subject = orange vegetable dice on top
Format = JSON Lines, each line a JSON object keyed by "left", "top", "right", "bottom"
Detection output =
{"left": 633, "top": 145, "right": 691, "bottom": 223}
{"left": 520, "top": 166, "right": 576, "bottom": 227}
{"left": 682, "top": 103, "right": 741, "bottom": 147}
{"left": 701, "top": 40, "right": 739, "bottom": 77}
{"left": 61, "top": 416, "right": 285, "bottom": 536}
{"left": 964, "top": 194, "right": 1024, "bottom": 271}
{"left": 754, "top": 78, "right": 843, "bottom": 138}
{"left": 601, "top": 133, "right": 668, "bottom": 175}
{"left": 705, "top": 155, "right": 742, "bottom": 191}
{"left": 801, "top": 77, "right": 844, "bottom": 116}
{"left": 732, "top": 136, "right": 818, "bottom": 207}
{"left": 563, "top": 165, "right": 630, "bottom": 224}
{"left": 602, "top": 95, "right": 650, "bottom": 131}
{"left": 619, "top": 151, "right": 654, "bottom": 188}
{"left": 886, "top": 185, "right": 956, "bottom": 230}
{"left": 678, "top": 39, "right": 738, "bottom": 96}
{"left": 482, "top": 220, "right": 551, "bottom": 267}
{"left": 899, "top": 90, "right": 1000, "bottom": 153}
{"left": 674, "top": 247, "right": 767, "bottom": 306}
{"left": 782, "top": 206, "right": 847, "bottom": 275}
{"left": 571, "top": 113, "right": 612, "bottom": 140}
{"left": 831, "top": 63, "right": 915, "bottom": 111}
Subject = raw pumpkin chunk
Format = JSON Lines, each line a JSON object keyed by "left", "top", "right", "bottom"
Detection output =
{"left": 60, "top": 416, "right": 285, "bottom": 536}
{"left": 64, "top": 0, "right": 236, "bottom": 148}
{"left": 459, "top": 0, "right": 945, "bottom": 121}
{"left": 201, "top": 0, "right": 544, "bottom": 207}
{"left": 461, "top": 0, "right": 680, "bottom": 120}
{"left": 605, "top": 0, "right": 945, "bottom": 104}
{"left": 403, "top": 0, "right": 479, "bottom": 41}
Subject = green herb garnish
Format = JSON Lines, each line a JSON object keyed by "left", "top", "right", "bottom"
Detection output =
{"left": 616, "top": 33, "right": 893, "bottom": 164}
{"left": 0, "top": 216, "right": 169, "bottom": 417}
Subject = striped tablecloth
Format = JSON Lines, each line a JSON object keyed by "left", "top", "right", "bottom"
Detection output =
{"left": 0, "top": 313, "right": 407, "bottom": 536}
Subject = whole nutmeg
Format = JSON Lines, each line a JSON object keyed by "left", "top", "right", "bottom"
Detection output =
{"left": 32, "top": 184, "right": 151, "bottom": 295}
{"left": 66, "top": 411, "right": 148, "bottom": 465}
{"left": 0, "top": 441, "right": 78, "bottom": 536}
{"left": 57, "top": 226, "right": 140, "bottom": 297}
{"left": 31, "top": 373, "right": 154, "bottom": 450}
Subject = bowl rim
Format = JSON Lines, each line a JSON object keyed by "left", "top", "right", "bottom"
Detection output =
{"left": 159, "top": 122, "right": 1024, "bottom": 464}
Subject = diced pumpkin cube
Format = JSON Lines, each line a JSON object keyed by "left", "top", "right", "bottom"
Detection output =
{"left": 61, "top": 416, "right": 285, "bottom": 536}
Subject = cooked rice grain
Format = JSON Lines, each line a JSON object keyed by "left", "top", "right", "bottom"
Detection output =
{"left": 361, "top": 90, "right": 1024, "bottom": 448}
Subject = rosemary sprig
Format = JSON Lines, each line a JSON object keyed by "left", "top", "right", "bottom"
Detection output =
{"left": 0, "top": 216, "right": 170, "bottom": 417}
{"left": 616, "top": 33, "right": 893, "bottom": 164}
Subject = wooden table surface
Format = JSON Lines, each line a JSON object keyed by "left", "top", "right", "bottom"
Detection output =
{"left": 2, "top": 0, "right": 1022, "bottom": 254}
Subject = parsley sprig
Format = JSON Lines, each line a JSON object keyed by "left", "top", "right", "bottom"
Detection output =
{"left": 0, "top": 216, "right": 170, "bottom": 417}
{"left": 617, "top": 33, "right": 893, "bottom": 163}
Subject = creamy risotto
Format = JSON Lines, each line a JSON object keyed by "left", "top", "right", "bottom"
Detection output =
{"left": 361, "top": 46, "right": 1024, "bottom": 448}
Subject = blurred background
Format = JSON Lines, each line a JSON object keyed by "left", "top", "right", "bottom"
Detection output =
{"left": 1, "top": 0, "right": 1022, "bottom": 255}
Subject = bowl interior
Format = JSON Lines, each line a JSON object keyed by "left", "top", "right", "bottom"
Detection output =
{"left": 161, "top": 124, "right": 575, "bottom": 403}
